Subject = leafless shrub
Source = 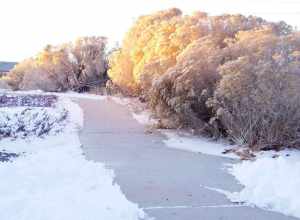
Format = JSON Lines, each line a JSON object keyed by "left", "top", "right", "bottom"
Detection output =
{"left": 19, "top": 68, "right": 62, "bottom": 91}
{"left": 71, "top": 37, "right": 108, "bottom": 89}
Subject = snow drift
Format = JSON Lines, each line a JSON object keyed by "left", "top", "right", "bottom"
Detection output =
{"left": 229, "top": 151, "right": 300, "bottom": 219}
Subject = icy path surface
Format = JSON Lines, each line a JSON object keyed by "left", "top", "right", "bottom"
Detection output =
{"left": 78, "top": 98, "right": 297, "bottom": 220}
{"left": 0, "top": 97, "right": 144, "bottom": 220}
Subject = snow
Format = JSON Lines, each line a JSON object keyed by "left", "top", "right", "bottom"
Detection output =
{"left": 0, "top": 96, "right": 145, "bottom": 220}
{"left": 67, "top": 52, "right": 78, "bottom": 64}
{"left": 1, "top": 91, "right": 299, "bottom": 219}
{"left": 2, "top": 90, "right": 107, "bottom": 101}
{"left": 111, "top": 96, "right": 131, "bottom": 106}
{"left": 57, "top": 91, "right": 107, "bottom": 100}
{"left": 162, "top": 127, "right": 300, "bottom": 218}
{"left": 131, "top": 110, "right": 156, "bottom": 125}
{"left": 111, "top": 96, "right": 157, "bottom": 126}
{"left": 162, "top": 131, "right": 237, "bottom": 158}
{"left": 228, "top": 150, "right": 300, "bottom": 219}
{"left": 0, "top": 105, "right": 67, "bottom": 139}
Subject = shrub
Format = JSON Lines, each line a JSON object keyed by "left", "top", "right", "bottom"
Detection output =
{"left": 210, "top": 31, "right": 300, "bottom": 149}
{"left": 7, "top": 37, "right": 108, "bottom": 92}
{"left": 0, "top": 95, "right": 66, "bottom": 138}
{"left": 109, "top": 8, "right": 300, "bottom": 149}
{"left": 7, "top": 58, "right": 35, "bottom": 90}
{"left": 148, "top": 37, "right": 223, "bottom": 131}
{"left": 108, "top": 8, "right": 289, "bottom": 95}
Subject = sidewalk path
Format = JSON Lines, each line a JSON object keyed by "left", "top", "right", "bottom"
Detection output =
{"left": 78, "top": 98, "right": 296, "bottom": 220}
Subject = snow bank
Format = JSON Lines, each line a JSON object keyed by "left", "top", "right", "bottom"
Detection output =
{"left": 57, "top": 91, "right": 107, "bottom": 100}
{"left": 0, "top": 94, "right": 57, "bottom": 107}
{"left": 0, "top": 97, "right": 145, "bottom": 220}
{"left": 163, "top": 131, "right": 237, "bottom": 158}
{"left": 2, "top": 90, "right": 107, "bottom": 101}
{"left": 228, "top": 150, "right": 300, "bottom": 219}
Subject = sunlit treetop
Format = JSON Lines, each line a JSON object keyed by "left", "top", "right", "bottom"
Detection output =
{"left": 108, "top": 8, "right": 292, "bottom": 94}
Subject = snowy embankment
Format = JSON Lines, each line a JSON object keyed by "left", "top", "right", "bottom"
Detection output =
{"left": 0, "top": 95, "right": 144, "bottom": 220}
{"left": 228, "top": 150, "right": 300, "bottom": 219}
{"left": 3, "top": 90, "right": 107, "bottom": 101}
{"left": 162, "top": 131, "right": 237, "bottom": 159}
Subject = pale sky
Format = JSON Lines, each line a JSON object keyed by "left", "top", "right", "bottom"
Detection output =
{"left": 0, "top": 0, "right": 300, "bottom": 61}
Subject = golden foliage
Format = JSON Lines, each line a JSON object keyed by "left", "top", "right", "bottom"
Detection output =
{"left": 7, "top": 37, "right": 107, "bottom": 91}
{"left": 108, "top": 8, "right": 289, "bottom": 94}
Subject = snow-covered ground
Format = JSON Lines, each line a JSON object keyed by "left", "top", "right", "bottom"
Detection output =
{"left": 3, "top": 90, "right": 107, "bottom": 101}
{"left": 3, "top": 91, "right": 299, "bottom": 219}
{"left": 228, "top": 150, "right": 300, "bottom": 219}
{"left": 0, "top": 96, "right": 144, "bottom": 220}
{"left": 162, "top": 131, "right": 237, "bottom": 159}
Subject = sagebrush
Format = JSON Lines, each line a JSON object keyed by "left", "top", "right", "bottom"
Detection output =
{"left": 109, "top": 8, "right": 300, "bottom": 149}
{"left": 6, "top": 37, "right": 108, "bottom": 92}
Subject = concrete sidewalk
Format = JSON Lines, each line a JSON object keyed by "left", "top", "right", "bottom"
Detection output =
{"left": 78, "top": 98, "right": 296, "bottom": 220}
